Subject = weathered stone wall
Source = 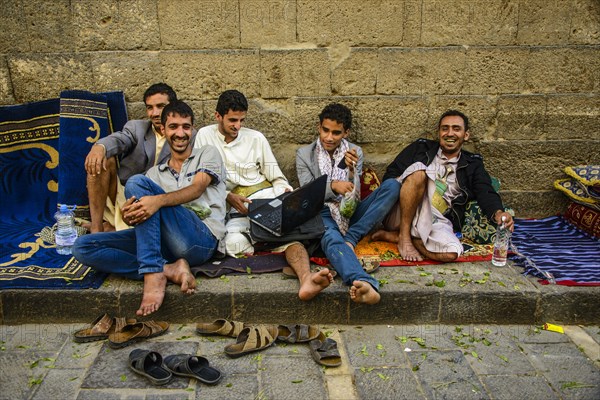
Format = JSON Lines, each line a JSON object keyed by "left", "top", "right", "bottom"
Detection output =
{"left": 1, "top": 0, "right": 599, "bottom": 217}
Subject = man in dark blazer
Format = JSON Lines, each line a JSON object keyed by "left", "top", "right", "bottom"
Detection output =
{"left": 373, "top": 110, "right": 514, "bottom": 262}
{"left": 83, "top": 83, "right": 177, "bottom": 232}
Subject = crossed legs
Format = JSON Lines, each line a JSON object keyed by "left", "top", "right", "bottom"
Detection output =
{"left": 372, "top": 171, "right": 458, "bottom": 262}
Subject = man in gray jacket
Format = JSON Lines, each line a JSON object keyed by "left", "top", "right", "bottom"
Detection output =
{"left": 296, "top": 103, "right": 400, "bottom": 304}
{"left": 83, "top": 83, "right": 177, "bottom": 232}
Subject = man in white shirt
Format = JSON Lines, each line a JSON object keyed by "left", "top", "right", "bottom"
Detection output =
{"left": 194, "top": 90, "right": 332, "bottom": 300}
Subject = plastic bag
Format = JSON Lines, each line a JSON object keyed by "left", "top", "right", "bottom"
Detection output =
{"left": 340, "top": 170, "right": 361, "bottom": 218}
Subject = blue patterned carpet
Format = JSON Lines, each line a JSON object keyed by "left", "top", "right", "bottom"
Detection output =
{"left": 0, "top": 91, "right": 127, "bottom": 289}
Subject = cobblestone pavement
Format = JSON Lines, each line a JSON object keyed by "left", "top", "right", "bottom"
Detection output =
{"left": 1, "top": 323, "right": 598, "bottom": 400}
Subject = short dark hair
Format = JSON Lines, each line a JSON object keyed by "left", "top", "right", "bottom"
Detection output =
{"left": 161, "top": 100, "right": 194, "bottom": 126}
{"left": 216, "top": 90, "right": 248, "bottom": 116}
{"left": 318, "top": 103, "right": 352, "bottom": 131}
{"left": 438, "top": 109, "right": 469, "bottom": 132}
{"left": 144, "top": 83, "right": 177, "bottom": 104}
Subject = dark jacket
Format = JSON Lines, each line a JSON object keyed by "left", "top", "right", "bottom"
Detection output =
{"left": 383, "top": 138, "right": 503, "bottom": 232}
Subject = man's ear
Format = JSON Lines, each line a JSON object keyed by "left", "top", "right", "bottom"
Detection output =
{"left": 160, "top": 124, "right": 165, "bottom": 135}
{"left": 343, "top": 129, "right": 350, "bottom": 138}
{"left": 215, "top": 111, "right": 222, "bottom": 121}
{"left": 464, "top": 130, "right": 470, "bottom": 141}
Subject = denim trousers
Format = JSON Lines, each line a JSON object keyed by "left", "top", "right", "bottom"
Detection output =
{"left": 320, "top": 179, "right": 401, "bottom": 290}
{"left": 72, "top": 175, "right": 217, "bottom": 280}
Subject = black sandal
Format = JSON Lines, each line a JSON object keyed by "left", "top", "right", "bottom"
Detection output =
{"left": 128, "top": 349, "right": 173, "bottom": 385}
{"left": 309, "top": 332, "right": 342, "bottom": 367}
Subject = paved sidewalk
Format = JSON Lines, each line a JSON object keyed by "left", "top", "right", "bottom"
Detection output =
{"left": 1, "top": 323, "right": 598, "bottom": 399}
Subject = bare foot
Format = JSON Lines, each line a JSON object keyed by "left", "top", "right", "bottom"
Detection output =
{"left": 345, "top": 241, "right": 355, "bottom": 251}
{"left": 163, "top": 258, "right": 196, "bottom": 294}
{"left": 298, "top": 268, "right": 333, "bottom": 301}
{"left": 137, "top": 272, "right": 167, "bottom": 316}
{"left": 84, "top": 221, "right": 115, "bottom": 233}
{"left": 371, "top": 229, "right": 399, "bottom": 243}
{"left": 399, "top": 239, "right": 423, "bottom": 262}
{"left": 350, "top": 280, "right": 380, "bottom": 304}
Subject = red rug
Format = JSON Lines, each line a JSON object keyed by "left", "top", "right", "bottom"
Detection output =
{"left": 311, "top": 237, "right": 493, "bottom": 267}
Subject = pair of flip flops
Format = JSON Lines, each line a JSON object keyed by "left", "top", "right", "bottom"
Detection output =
{"left": 129, "top": 349, "right": 221, "bottom": 386}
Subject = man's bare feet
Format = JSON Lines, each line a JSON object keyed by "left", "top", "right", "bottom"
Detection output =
{"left": 137, "top": 272, "right": 167, "bottom": 316}
{"left": 83, "top": 221, "right": 116, "bottom": 234}
{"left": 399, "top": 239, "right": 423, "bottom": 262}
{"left": 163, "top": 258, "right": 196, "bottom": 294}
{"left": 371, "top": 229, "right": 399, "bottom": 243}
{"left": 350, "top": 280, "right": 380, "bottom": 304}
{"left": 298, "top": 268, "right": 333, "bottom": 301}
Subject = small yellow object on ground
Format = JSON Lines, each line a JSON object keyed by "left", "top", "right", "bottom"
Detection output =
{"left": 543, "top": 323, "right": 564, "bottom": 334}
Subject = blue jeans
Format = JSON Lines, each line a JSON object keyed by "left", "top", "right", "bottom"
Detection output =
{"left": 321, "top": 179, "right": 400, "bottom": 290}
{"left": 72, "top": 175, "right": 217, "bottom": 280}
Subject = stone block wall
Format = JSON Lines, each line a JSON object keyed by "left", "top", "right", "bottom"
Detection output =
{"left": 1, "top": 0, "right": 599, "bottom": 217}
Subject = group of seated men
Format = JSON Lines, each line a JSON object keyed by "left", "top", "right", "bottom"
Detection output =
{"left": 72, "top": 83, "right": 514, "bottom": 317}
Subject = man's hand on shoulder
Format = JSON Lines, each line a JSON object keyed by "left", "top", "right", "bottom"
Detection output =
{"left": 85, "top": 143, "right": 107, "bottom": 176}
{"left": 227, "top": 192, "right": 251, "bottom": 215}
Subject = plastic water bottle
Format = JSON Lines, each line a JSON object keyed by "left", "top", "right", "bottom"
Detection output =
{"left": 492, "top": 216, "right": 510, "bottom": 267}
{"left": 54, "top": 204, "right": 77, "bottom": 255}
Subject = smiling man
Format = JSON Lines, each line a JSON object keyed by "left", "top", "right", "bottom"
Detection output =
{"left": 372, "top": 109, "right": 513, "bottom": 262}
{"left": 73, "top": 100, "right": 227, "bottom": 316}
{"left": 84, "top": 83, "right": 179, "bottom": 233}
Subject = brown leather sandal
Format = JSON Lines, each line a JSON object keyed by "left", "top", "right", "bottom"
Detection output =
{"left": 73, "top": 314, "right": 134, "bottom": 343}
{"left": 224, "top": 325, "right": 279, "bottom": 358}
{"left": 108, "top": 320, "right": 169, "bottom": 349}
{"left": 196, "top": 319, "right": 246, "bottom": 338}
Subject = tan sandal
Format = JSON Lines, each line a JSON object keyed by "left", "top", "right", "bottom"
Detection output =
{"left": 108, "top": 320, "right": 169, "bottom": 349}
{"left": 73, "top": 314, "right": 134, "bottom": 343}
{"left": 196, "top": 319, "right": 246, "bottom": 337}
{"left": 224, "top": 325, "right": 278, "bottom": 358}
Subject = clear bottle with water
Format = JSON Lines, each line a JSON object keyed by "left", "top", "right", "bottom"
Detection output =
{"left": 492, "top": 215, "right": 510, "bottom": 267}
{"left": 54, "top": 204, "right": 78, "bottom": 255}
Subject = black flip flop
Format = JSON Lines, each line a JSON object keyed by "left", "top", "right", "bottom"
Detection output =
{"left": 164, "top": 354, "right": 222, "bottom": 385}
{"left": 128, "top": 349, "right": 173, "bottom": 386}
